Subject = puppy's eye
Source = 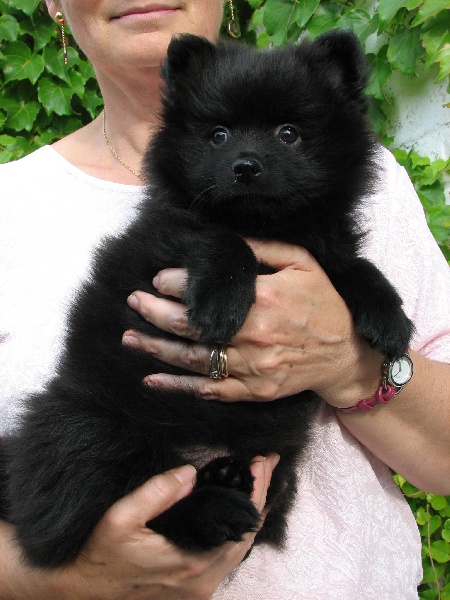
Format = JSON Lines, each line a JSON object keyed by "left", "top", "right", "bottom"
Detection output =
{"left": 277, "top": 126, "right": 300, "bottom": 145}
{"left": 211, "top": 127, "right": 228, "bottom": 146}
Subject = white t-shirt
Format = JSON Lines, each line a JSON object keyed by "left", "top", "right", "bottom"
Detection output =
{"left": 1, "top": 145, "right": 449, "bottom": 599}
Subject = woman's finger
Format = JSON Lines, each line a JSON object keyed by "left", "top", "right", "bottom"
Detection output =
{"left": 246, "top": 238, "right": 317, "bottom": 271}
{"left": 250, "top": 454, "right": 280, "bottom": 512}
{"left": 123, "top": 332, "right": 211, "bottom": 374}
{"left": 141, "top": 371, "right": 282, "bottom": 403}
{"left": 127, "top": 292, "right": 201, "bottom": 341}
{"left": 111, "top": 465, "right": 197, "bottom": 528}
{"left": 152, "top": 268, "right": 188, "bottom": 299}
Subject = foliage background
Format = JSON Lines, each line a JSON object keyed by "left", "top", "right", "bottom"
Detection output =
{"left": 0, "top": 0, "right": 449, "bottom": 597}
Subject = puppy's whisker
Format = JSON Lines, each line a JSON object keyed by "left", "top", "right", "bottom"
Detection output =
{"left": 189, "top": 184, "right": 217, "bottom": 211}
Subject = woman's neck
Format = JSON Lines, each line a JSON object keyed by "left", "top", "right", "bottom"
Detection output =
{"left": 53, "top": 69, "right": 163, "bottom": 185}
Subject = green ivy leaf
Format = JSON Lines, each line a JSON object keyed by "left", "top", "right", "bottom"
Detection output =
{"left": 68, "top": 70, "right": 86, "bottom": 99}
{"left": 293, "top": 0, "right": 320, "bottom": 29}
{"left": 423, "top": 159, "right": 449, "bottom": 184}
{"left": 78, "top": 58, "right": 96, "bottom": 82}
{"left": 0, "top": 97, "right": 40, "bottom": 131}
{"left": 411, "top": 151, "right": 432, "bottom": 169}
{"left": 366, "top": 46, "right": 392, "bottom": 101}
{"left": 377, "top": 0, "right": 408, "bottom": 32}
{"left": 417, "top": 506, "right": 431, "bottom": 525}
{"left": 254, "top": 26, "right": 269, "bottom": 48}
{"left": 38, "top": 77, "right": 75, "bottom": 116}
{"left": 0, "top": 151, "right": 14, "bottom": 164}
{"left": 337, "top": 10, "right": 378, "bottom": 44}
{"left": 421, "top": 11, "right": 450, "bottom": 80}
{"left": 1, "top": 41, "right": 45, "bottom": 84}
{"left": 419, "top": 589, "right": 440, "bottom": 600}
{"left": 430, "top": 540, "right": 450, "bottom": 563}
{"left": 246, "top": 0, "right": 265, "bottom": 8}
{"left": 0, "top": 13, "right": 19, "bottom": 41}
{"left": 426, "top": 206, "right": 450, "bottom": 243}
{"left": 306, "top": 13, "right": 340, "bottom": 38}
{"left": 18, "top": 15, "right": 56, "bottom": 51}
{"left": 263, "top": 0, "right": 294, "bottom": 46}
{"left": 0, "top": 134, "right": 17, "bottom": 147}
{"left": 404, "top": 0, "right": 423, "bottom": 8}
{"left": 421, "top": 557, "right": 445, "bottom": 584}
{"left": 428, "top": 495, "right": 449, "bottom": 511}
{"left": 387, "top": 28, "right": 424, "bottom": 75}
{"left": 13, "top": 0, "right": 41, "bottom": 16}
{"left": 422, "top": 11, "right": 450, "bottom": 61}
{"left": 433, "top": 38, "right": 450, "bottom": 82}
{"left": 420, "top": 514, "right": 443, "bottom": 537}
{"left": 0, "top": 134, "right": 30, "bottom": 159}
{"left": 418, "top": 182, "right": 447, "bottom": 208}
{"left": 286, "top": 19, "right": 301, "bottom": 45}
{"left": 37, "top": 116, "right": 84, "bottom": 146}
{"left": 251, "top": 5, "right": 264, "bottom": 28}
{"left": 411, "top": 0, "right": 450, "bottom": 27}
{"left": 42, "top": 45, "right": 71, "bottom": 83}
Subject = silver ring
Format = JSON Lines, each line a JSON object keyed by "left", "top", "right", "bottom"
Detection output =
{"left": 209, "top": 345, "right": 229, "bottom": 379}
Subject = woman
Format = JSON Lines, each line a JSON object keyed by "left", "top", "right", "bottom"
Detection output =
{"left": 0, "top": 1, "right": 449, "bottom": 598}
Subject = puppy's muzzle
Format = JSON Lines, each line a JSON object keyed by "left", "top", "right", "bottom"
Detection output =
{"left": 232, "top": 157, "right": 262, "bottom": 185}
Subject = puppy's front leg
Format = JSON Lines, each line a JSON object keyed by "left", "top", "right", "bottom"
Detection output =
{"left": 325, "top": 256, "right": 413, "bottom": 359}
{"left": 182, "top": 231, "right": 258, "bottom": 343}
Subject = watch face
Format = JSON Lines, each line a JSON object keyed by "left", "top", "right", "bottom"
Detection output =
{"left": 389, "top": 354, "right": 413, "bottom": 386}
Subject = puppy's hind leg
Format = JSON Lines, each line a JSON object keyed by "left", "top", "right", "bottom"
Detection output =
{"left": 148, "top": 457, "right": 260, "bottom": 551}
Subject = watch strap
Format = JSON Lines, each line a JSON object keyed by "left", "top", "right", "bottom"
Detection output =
{"left": 336, "top": 382, "right": 398, "bottom": 413}
{"left": 336, "top": 351, "right": 412, "bottom": 413}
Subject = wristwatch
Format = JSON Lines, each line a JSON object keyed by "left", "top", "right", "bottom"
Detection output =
{"left": 337, "top": 352, "right": 413, "bottom": 413}
{"left": 383, "top": 352, "right": 414, "bottom": 392}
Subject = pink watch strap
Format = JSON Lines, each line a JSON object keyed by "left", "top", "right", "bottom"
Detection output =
{"left": 336, "top": 382, "right": 398, "bottom": 413}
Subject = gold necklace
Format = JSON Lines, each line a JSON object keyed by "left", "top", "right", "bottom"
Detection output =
{"left": 102, "top": 109, "right": 145, "bottom": 182}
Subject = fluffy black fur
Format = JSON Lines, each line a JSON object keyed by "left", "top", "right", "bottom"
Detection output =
{"left": 0, "top": 30, "right": 413, "bottom": 568}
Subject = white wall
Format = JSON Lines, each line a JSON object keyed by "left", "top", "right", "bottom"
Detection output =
{"left": 363, "top": 1, "right": 450, "bottom": 202}
{"left": 384, "top": 67, "right": 450, "bottom": 202}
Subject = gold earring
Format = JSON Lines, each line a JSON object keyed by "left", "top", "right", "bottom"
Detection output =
{"left": 227, "top": 0, "right": 241, "bottom": 39}
{"left": 55, "top": 11, "right": 68, "bottom": 65}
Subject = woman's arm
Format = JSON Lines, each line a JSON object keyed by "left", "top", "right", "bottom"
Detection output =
{"left": 0, "top": 458, "right": 276, "bottom": 600}
{"left": 123, "top": 242, "right": 450, "bottom": 495}
{"left": 336, "top": 349, "right": 450, "bottom": 495}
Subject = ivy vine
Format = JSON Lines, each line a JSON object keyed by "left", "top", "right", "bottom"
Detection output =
{"left": 0, "top": 0, "right": 449, "bottom": 597}
{"left": 0, "top": 0, "right": 102, "bottom": 161}
{"left": 233, "top": 0, "right": 450, "bottom": 262}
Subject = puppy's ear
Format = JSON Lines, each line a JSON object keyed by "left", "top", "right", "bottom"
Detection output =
{"left": 162, "top": 34, "right": 216, "bottom": 87}
{"left": 307, "top": 29, "right": 369, "bottom": 102}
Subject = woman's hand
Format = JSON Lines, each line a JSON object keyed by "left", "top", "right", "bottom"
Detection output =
{"left": 123, "top": 240, "right": 384, "bottom": 408}
{"left": 0, "top": 456, "right": 277, "bottom": 600}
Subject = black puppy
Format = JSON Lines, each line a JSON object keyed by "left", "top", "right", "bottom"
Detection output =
{"left": 0, "top": 30, "right": 412, "bottom": 568}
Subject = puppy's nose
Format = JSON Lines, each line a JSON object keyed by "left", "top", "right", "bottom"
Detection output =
{"left": 232, "top": 157, "right": 262, "bottom": 184}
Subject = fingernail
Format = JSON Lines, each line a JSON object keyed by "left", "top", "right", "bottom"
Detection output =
{"left": 173, "top": 464, "right": 197, "bottom": 486}
{"left": 127, "top": 294, "right": 139, "bottom": 310}
{"left": 269, "top": 453, "right": 280, "bottom": 469}
{"left": 142, "top": 375, "right": 160, "bottom": 386}
{"left": 152, "top": 274, "right": 160, "bottom": 288}
{"left": 122, "top": 332, "right": 140, "bottom": 348}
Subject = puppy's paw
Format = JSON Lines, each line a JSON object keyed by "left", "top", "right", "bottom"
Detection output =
{"left": 356, "top": 305, "right": 413, "bottom": 359}
{"left": 337, "top": 258, "right": 414, "bottom": 359}
{"left": 196, "top": 456, "right": 254, "bottom": 496}
{"left": 183, "top": 235, "right": 258, "bottom": 343}
{"left": 147, "top": 486, "right": 260, "bottom": 551}
{"left": 187, "top": 285, "right": 255, "bottom": 343}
